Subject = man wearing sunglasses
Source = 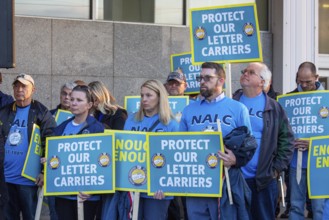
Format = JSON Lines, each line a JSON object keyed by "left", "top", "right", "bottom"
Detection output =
{"left": 233, "top": 62, "right": 294, "bottom": 220}
{"left": 179, "top": 62, "right": 252, "bottom": 220}
{"left": 0, "top": 73, "right": 56, "bottom": 220}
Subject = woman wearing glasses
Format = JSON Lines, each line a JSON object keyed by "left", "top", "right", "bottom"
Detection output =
{"left": 124, "top": 79, "right": 179, "bottom": 220}
{"left": 52, "top": 85, "right": 104, "bottom": 220}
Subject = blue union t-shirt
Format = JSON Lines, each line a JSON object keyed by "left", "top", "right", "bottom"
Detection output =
{"left": 4, "top": 105, "right": 32, "bottom": 185}
{"left": 62, "top": 120, "right": 84, "bottom": 136}
{"left": 239, "top": 92, "right": 265, "bottom": 178}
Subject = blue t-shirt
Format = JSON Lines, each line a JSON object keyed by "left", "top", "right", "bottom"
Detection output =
{"left": 179, "top": 94, "right": 252, "bottom": 137}
{"left": 62, "top": 121, "right": 84, "bottom": 136}
{"left": 124, "top": 113, "right": 178, "bottom": 199}
{"left": 4, "top": 105, "right": 32, "bottom": 185}
{"left": 239, "top": 93, "right": 265, "bottom": 178}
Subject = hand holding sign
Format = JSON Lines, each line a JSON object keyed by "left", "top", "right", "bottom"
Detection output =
{"left": 294, "top": 139, "right": 310, "bottom": 151}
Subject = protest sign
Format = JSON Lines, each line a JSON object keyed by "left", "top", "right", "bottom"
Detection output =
{"left": 22, "top": 124, "right": 42, "bottom": 181}
{"left": 113, "top": 130, "right": 148, "bottom": 192}
{"left": 147, "top": 132, "right": 223, "bottom": 197}
{"left": 308, "top": 136, "right": 329, "bottom": 198}
{"left": 190, "top": 3, "right": 262, "bottom": 64}
{"left": 171, "top": 52, "right": 201, "bottom": 94}
{"left": 277, "top": 91, "right": 329, "bottom": 139}
{"left": 44, "top": 133, "right": 115, "bottom": 195}
{"left": 55, "top": 109, "right": 73, "bottom": 125}
{"left": 124, "top": 96, "right": 189, "bottom": 122}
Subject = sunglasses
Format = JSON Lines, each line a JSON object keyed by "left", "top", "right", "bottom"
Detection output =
{"left": 196, "top": 75, "right": 220, "bottom": 82}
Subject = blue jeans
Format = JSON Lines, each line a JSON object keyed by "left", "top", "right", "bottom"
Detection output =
{"left": 245, "top": 178, "right": 278, "bottom": 220}
{"left": 289, "top": 167, "right": 324, "bottom": 220}
{"left": 138, "top": 197, "right": 170, "bottom": 220}
{"left": 102, "top": 191, "right": 132, "bottom": 220}
{"left": 323, "top": 199, "right": 329, "bottom": 220}
{"left": 186, "top": 197, "right": 218, "bottom": 220}
{"left": 47, "top": 196, "right": 58, "bottom": 220}
{"left": 4, "top": 183, "right": 38, "bottom": 220}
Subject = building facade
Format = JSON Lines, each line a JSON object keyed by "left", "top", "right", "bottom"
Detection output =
{"left": 0, "top": 0, "right": 327, "bottom": 108}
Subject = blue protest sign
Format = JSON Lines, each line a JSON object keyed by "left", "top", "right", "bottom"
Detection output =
{"left": 44, "top": 133, "right": 115, "bottom": 196}
{"left": 147, "top": 132, "right": 223, "bottom": 197}
{"left": 113, "top": 130, "right": 148, "bottom": 192}
{"left": 277, "top": 91, "right": 329, "bottom": 139}
{"left": 55, "top": 109, "right": 73, "bottom": 125}
{"left": 124, "top": 96, "right": 189, "bottom": 122}
{"left": 171, "top": 52, "right": 201, "bottom": 94}
{"left": 22, "top": 124, "right": 42, "bottom": 181}
{"left": 308, "top": 136, "right": 329, "bottom": 198}
{"left": 190, "top": 3, "right": 262, "bottom": 64}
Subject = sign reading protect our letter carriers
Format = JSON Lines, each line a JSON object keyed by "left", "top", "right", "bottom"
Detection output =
{"left": 190, "top": 3, "right": 262, "bottom": 64}
{"left": 147, "top": 132, "right": 223, "bottom": 197}
{"left": 44, "top": 133, "right": 115, "bottom": 196}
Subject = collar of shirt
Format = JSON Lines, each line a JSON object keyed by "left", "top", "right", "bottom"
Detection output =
{"left": 200, "top": 92, "right": 225, "bottom": 104}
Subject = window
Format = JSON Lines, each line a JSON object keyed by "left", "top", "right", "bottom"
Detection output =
{"left": 15, "top": 0, "right": 90, "bottom": 19}
{"left": 15, "top": 0, "right": 269, "bottom": 30}
{"left": 319, "top": 0, "right": 329, "bottom": 54}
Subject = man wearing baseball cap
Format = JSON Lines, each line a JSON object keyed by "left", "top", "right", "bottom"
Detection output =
{"left": 165, "top": 70, "right": 188, "bottom": 220}
{"left": 0, "top": 73, "right": 56, "bottom": 220}
{"left": 165, "top": 70, "right": 187, "bottom": 96}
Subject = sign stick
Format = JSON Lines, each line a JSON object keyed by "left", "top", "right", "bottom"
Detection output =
{"left": 225, "top": 63, "right": 232, "bottom": 99}
{"left": 132, "top": 192, "right": 140, "bottom": 220}
{"left": 217, "top": 119, "right": 233, "bottom": 205}
{"left": 279, "top": 175, "right": 286, "bottom": 208}
{"left": 34, "top": 187, "right": 44, "bottom": 220}
{"left": 77, "top": 196, "right": 84, "bottom": 220}
{"left": 296, "top": 151, "right": 302, "bottom": 184}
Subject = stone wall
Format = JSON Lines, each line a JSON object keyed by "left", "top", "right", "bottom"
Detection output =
{"left": 0, "top": 16, "right": 272, "bottom": 109}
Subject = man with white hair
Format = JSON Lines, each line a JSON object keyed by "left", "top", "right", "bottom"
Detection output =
{"left": 233, "top": 62, "right": 294, "bottom": 219}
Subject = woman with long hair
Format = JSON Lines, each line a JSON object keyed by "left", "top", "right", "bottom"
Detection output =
{"left": 88, "top": 81, "right": 130, "bottom": 220}
{"left": 89, "top": 81, "right": 127, "bottom": 130}
{"left": 53, "top": 85, "right": 104, "bottom": 220}
{"left": 124, "top": 79, "right": 179, "bottom": 220}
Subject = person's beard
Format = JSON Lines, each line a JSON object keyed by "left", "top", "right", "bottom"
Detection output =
{"left": 200, "top": 86, "right": 212, "bottom": 98}
{"left": 200, "top": 80, "right": 219, "bottom": 98}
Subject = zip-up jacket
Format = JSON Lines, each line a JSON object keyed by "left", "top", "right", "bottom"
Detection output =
{"left": 53, "top": 115, "right": 104, "bottom": 136}
{"left": 0, "top": 100, "right": 56, "bottom": 205}
{"left": 233, "top": 91, "right": 295, "bottom": 191}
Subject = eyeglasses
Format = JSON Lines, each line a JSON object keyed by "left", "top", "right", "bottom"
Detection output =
{"left": 196, "top": 75, "right": 220, "bottom": 82}
{"left": 241, "top": 69, "right": 264, "bottom": 80}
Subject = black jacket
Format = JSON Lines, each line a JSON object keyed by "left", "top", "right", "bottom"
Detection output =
{"left": 0, "top": 91, "right": 14, "bottom": 108}
{"left": 93, "top": 108, "right": 127, "bottom": 130}
{"left": 0, "top": 100, "right": 56, "bottom": 205}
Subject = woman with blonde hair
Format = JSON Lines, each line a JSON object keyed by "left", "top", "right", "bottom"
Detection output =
{"left": 88, "top": 81, "right": 127, "bottom": 130}
{"left": 124, "top": 79, "right": 178, "bottom": 220}
{"left": 88, "top": 81, "right": 129, "bottom": 220}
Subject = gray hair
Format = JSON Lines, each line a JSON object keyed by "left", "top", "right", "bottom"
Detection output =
{"left": 259, "top": 63, "right": 272, "bottom": 90}
{"left": 61, "top": 82, "right": 77, "bottom": 92}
